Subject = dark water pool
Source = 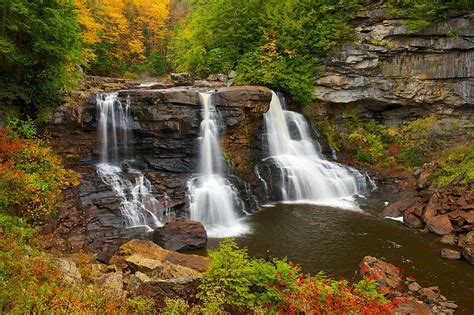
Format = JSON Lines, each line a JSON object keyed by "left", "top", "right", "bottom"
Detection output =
{"left": 201, "top": 203, "right": 474, "bottom": 313}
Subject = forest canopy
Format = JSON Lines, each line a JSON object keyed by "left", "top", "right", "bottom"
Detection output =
{"left": 0, "top": 0, "right": 472, "bottom": 110}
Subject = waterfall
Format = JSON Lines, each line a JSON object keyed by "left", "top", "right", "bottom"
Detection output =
{"left": 264, "top": 91, "right": 372, "bottom": 209}
{"left": 187, "top": 93, "right": 249, "bottom": 237}
{"left": 96, "top": 93, "right": 163, "bottom": 230}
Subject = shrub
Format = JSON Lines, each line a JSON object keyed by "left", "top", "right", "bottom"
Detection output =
{"left": 195, "top": 239, "right": 394, "bottom": 314}
{"left": 5, "top": 116, "right": 37, "bottom": 140}
{"left": 434, "top": 144, "right": 474, "bottom": 191}
{"left": 0, "top": 128, "right": 79, "bottom": 220}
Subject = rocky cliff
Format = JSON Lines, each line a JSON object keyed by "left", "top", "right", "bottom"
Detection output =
{"left": 46, "top": 79, "right": 271, "bottom": 257}
{"left": 313, "top": 10, "right": 473, "bottom": 127}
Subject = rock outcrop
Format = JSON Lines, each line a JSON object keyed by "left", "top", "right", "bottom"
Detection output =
{"left": 312, "top": 11, "right": 473, "bottom": 127}
{"left": 358, "top": 256, "right": 458, "bottom": 314}
{"left": 382, "top": 171, "right": 474, "bottom": 264}
{"left": 47, "top": 78, "right": 271, "bottom": 255}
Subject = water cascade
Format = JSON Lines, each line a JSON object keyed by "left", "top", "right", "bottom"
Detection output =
{"left": 264, "top": 92, "right": 371, "bottom": 208}
{"left": 187, "top": 93, "right": 248, "bottom": 237}
{"left": 96, "top": 93, "right": 163, "bottom": 230}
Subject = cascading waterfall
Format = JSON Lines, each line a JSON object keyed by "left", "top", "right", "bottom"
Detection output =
{"left": 264, "top": 91, "right": 372, "bottom": 209}
{"left": 96, "top": 93, "right": 163, "bottom": 230}
{"left": 187, "top": 93, "right": 248, "bottom": 237}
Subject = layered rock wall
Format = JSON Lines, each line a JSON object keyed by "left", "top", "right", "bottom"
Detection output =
{"left": 313, "top": 11, "right": 473, "bottom": 127}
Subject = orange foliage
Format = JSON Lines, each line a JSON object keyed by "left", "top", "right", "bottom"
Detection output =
{"left": 75, "top": 0, "right": 170, "bottom": 69}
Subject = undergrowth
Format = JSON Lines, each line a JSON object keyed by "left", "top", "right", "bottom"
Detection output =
{"left": 164, "top": 239, "right": 395, "bottom": 314}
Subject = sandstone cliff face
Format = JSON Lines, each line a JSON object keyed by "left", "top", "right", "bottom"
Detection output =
{"left": 313, "top": 10, "right": 473, "bottom": 127}
{"left": 47, "top": 80, "right": 271, "bottom": 255}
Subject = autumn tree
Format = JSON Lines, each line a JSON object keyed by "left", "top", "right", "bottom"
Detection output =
{"left": 75, "top": 0, "right": 170, "bottom": 76}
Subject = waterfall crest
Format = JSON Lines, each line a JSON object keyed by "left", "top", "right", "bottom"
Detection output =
{"left": 187, "top": 93, "right": 248, "bottom": 237}
{"left": 96, "top": 93, "right": 163, "bottom": 230}
{"left": 264, "top": 92, "right": 372, "bottom": 208}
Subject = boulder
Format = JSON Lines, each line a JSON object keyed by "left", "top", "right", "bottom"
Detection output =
{"left": 423, "top": 194, "right": 440, "bottom": 222}
{"left": 57, "top": 258, "right": 82, "bottom": 284}
{"left": 135, "top": 278, "right": 199, "bottom": 309}
{"left": 403, "top": 212, "right": 424, "bottom": 229}
{"left": 426, "top": 215, "right": 454, "bottom": 235}
{"left": 459, "top": 231, "right": 474, "bottom": 264}
{"left": 154, "top": 261, "right": 201, "bottom": 280}
{"left": 171, "top": 73, "right": 192, "bottom": 86}
{"left": 459, "top": 210, "right": 474, "bottom": 224}
{"left": 153, "top": 220, "right": 207, "bottom": 251}
{"left": 439, "top": 234, "right": 457, "bottom": 246}
{"left": 118, "top": 239, "right": 209, "bottom": 272}
{"left": 382, "top": 194, "right": 418, "bottom": 218}
{"left": 419, "top": 287, "right": 440, "bottom": 304}
{"left": 408, "top": 282, "right": 422, "bottom": 292}
{"left": 440, "top": 248, "right": 461, "bottom": 260}
{"left": 102, "top": 271, "right": 125, "bottom": 296}
{"left": 125, "top": 254, "right": 162, "bottom": 273}
{"left": 118, "top": 239, "right": 168, "bottom": 262}
{"left": 359, "top": 256, "right": 402, "bottom": 290}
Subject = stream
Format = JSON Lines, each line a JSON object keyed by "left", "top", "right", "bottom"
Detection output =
{"left": 200, "top": 202, "right": 474, "bottom": 313}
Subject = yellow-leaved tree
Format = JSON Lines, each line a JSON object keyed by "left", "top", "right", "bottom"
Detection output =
{"left": 75, "top": 0, "right": 170, "bottom": 75}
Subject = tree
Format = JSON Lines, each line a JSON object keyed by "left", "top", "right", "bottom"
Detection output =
{"left": 0, "top": 0, "right": 81, "bottom": 111}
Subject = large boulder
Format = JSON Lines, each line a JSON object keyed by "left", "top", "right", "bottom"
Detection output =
{"left": 57, "top": 258, "right": 82, "bottom": 285}
{"left": 426, "top": 215, "right": 454, "bottom": 235}
{"left": 116, "top": 239, "right": 209, "bottom": 272}
{"left": 152, "top": 220, "right": 207, "bottom": 251}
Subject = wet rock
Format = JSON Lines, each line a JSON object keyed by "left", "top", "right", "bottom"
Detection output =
{"left": 419, "top": 287, "right": 440, "bottom": 304}
{"left": 439, "top": 234, "right": 457, "bottom": 246}
{"left": 459, "top": 210, "right": 474, "bottom": 224}
{"left": 403, "top": 212, "right": 424, "bottom": 229}
{"left": 57, "top": 258, "right": 82, "bottom": 284}
{"left": 440, "top": 248, "right": 461, "bottom": 260}
{"left": 459, "top": 231, "right": 474, "bottom": 264}
{"left": 152, "top": 220, "right": 207, "bottom": 251}
{"left": 426, "top": 215, "right": 454, "bottom": 235}
{"left": 382, "top": 193, "right": 418, "bottom": 218}
{"left": 359, "top": 256, "right": 402, "bottom": 290}
{"left": 408, "top": 282, "right": 422, "bottom": 292}
{"left": 422, "top": 193, "right": 440, "bottom": 222}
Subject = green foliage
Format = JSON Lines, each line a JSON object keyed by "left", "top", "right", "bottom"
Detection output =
{"left": 5, "top": 116, "right": 37, "bottom": 140}
{"left": 169, "top": 0, "right": 364, "bottom": 105}
{"left": 388, "top": 0, "right": 473, "bottom": 33}
{"left": 126, "top": 296, "right": 156, "bottom": 314}
{"left": 434, "top": 144, "right": 474, "bottom": 191}
{"left": 345, "top": 117, "right": 389, "bottom": 165}
{"left": 0, "top": 0, "right": 81, "bottom": 110}
{"left": 194, "top": 238, "right": 393, "bottom": 313}
{"left": 197, "top": 238, "right": 254, "bottom": 309}
{"left": 163, "top": 298, "right": 192, "bottom": 315}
